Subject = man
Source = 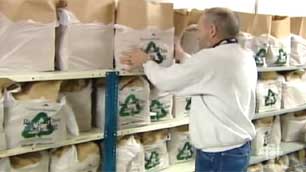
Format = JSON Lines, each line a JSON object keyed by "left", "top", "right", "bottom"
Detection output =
{"left": 121, "top": 8, "right": 257, "bottom": 172}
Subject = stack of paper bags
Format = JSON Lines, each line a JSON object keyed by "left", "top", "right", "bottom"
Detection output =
{"left": 0, "top": 0, "right": 56, "bottom": 72}
{"left": 56, "top": 0, "right": 114, "bottom": 71}
{"left": 115, "top": 0, "right": 174, "bottom": 72}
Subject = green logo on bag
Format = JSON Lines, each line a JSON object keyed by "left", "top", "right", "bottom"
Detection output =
{"left": 144, "top": 41, "right": 166, "bottom": 64}
{"left": 176, "top": 142, "right": 194, "bottom": 161}
{"left": 120, "top": 94, "right": 142, "bottom": 117}
{"left": 264, "top": 89, "right": 277, "bottom": 106}
{"left": 275, "top": 49, "right": 287, "bottom": 65}
{"left": 255, "top": 48, "right": 266, "bottom": 66}
{"left": 185, "top": 98, "right": 192, "bottom": 111}
{"left": 150, "top": 100, "right": 168, "bottom": 121}
{"left": 145, "top": 151, "right": 160, "bottom": 170}
{"left": 22, "top": 112, "right": 57, "bottom": 138}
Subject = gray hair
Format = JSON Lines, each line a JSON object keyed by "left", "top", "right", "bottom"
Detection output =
{"left": 203, "top": 8, "right": 240, "bottom": 39}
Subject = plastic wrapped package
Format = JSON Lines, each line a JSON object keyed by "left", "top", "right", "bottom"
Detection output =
{"left": 141, "top": 130, "right": 170, "bottom": 172}
{"left": 256, "top": 73, "right": 283, "bottom": 113}
{"left": 168, "top": 126, "right": 194, "bottom": 165}
{"left": 117, "top": 135, "right": 145, "bottom": 172}
{"left": 10, "top": 151, "right": 49, "bottom": 172}
{"left": 281, "top": 111, "right": 306, "bottom": 142}
{"left": 247, "top": 164, "right": 264, "bottom": 172}
{"left": 173, "top": 96, "right": 191, "bottom": 118}
{"left": 0, "top": 0, "right": 56, "bottom": 72}
{"left": 60, "top": 80, "right": 92, "bottom": 132}
{"left": 96, "top": 77, "right": 151, "bottom": 129}
{"left": 4, "top": 82, "right": 68, "bottom": 148}
{"left": 252, "top": 116, "right": 281, "bottom": 156}
{"left": 56, "top": 0, "right": 114, "bottom": 71}
{"left": 150, "top": 88, "right": 173, "bottom": 122}
{"left": 50, "top": 142, "right": 100, "bottom": 172}
{"left": 115, "top": 0, "right": 174, "bottom": 72}
{"left": 290, "top": 35, "right": 306, "bottom": 66}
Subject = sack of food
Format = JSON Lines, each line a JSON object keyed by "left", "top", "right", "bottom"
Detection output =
{"left": 0, "top": 0, "right": 56, "bottom": 72}
{"left": 50, "top": 142, "right": 100, "bottom": 172}
{"left": 115, "top": 0, "right": 174, "bottom": 72}
{"left": 60, "top": 80, "right": 92, "bottom": 132}
{"left": 96, "top": 77, "right": 151, "bottom": 129}
{"left": 4, "top": 81, "right": 67, "bottom": 148}
{"left": 141, "top": 130, "right": 170, "bottom": 172}
{"left": 117, "top": 135, "right": 145, "bottom": 172}
{"left": 173, "top": 96, "right": 191, "bottom": 118}
{"left": 281, "top": 111, "right": 306, "bottom": 142}
{"left": 252, "top": 116, "right": 281, "bottom": 156}
{"left": 150, "top": 88, "right": 173, "bottom": 122}
{"left": 247, "top": 163, "right": 264, "bottom": 172}
{"left": 256, "top": 72, "right": 283, "bottom": 113}
{"left": 56, "top": 0, "right": 114, "bottom": 71}
{"left": 282, "top": 71, "right": 306, "bottom": 109}
{"left": 168, "top": 126, "right": 194, "bottom": 165}
{"left": 10, "top": 151, "right": 49, "bottom": 172}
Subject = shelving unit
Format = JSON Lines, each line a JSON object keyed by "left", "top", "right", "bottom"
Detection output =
{"left": 254, "top": 105, "right": 306, "bottom": 119}
{"left": 257, "top": 66, "right": 306, "bottom": 72}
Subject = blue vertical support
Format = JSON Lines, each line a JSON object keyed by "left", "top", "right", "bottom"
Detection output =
{"left": 103, "top": 71, "right": 119, "bottom": 172}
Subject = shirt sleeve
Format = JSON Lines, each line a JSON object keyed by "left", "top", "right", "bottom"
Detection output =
{"left": 143, "top": 51, "right": 215, "bottom": 96}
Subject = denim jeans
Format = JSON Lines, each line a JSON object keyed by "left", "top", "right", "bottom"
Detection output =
{"left": 195, "top": 142, "right": 251, "bottom": 172}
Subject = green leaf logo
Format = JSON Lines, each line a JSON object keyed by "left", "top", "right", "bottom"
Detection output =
{"left": 264, "top": 89, "right": 277, "bottom": 106}
{"left": 185, "top": 98, "right": 192, "bottom": 111}
{"left": 119, "top": 94, "right": 142, "bottom": 117}
{"left": 255, "top": 48, "right": 266, "bottom": 66}
{"left": 22, "top": 112, "right": 56, "bottom": 138}
{"left": 275, "top": 48, "right": 287, "bottom": 65}
{"left": 176, "top": 142, "right": 194, "bottom": 161}
{"left": 144, "top": 41, "right": 165, "bottom": 64}
{"left": 145, "top": 151, "right": 161, "bottom": 170}
{"left": 150, "top": 100, "right": 168, "bottom": 121}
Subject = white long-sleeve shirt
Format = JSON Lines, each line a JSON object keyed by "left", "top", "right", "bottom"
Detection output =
{"left": 143, "top": 43, "right": 257, "bottom": 152}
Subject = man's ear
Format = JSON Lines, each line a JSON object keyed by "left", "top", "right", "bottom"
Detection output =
{"left": 209, "top": 24, "right": 217, "bottom": 38}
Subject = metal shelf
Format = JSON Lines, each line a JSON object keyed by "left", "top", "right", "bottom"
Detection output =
{"left": 161, "top": 142, "right": 306, "bottom": 172}
{"left": 117, "top": 117, "right": 189, "bottom": 136}
{"left": 257, "top": 66, "right": 306, "bottom": 72}
{"left": 254, "top": 105, "right": 306, "bottom": 120}
{"left": 0, "top": 128, "right": 103, "bottom": 158}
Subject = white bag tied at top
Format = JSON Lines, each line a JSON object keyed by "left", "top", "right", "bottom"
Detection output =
{"left": 141, "top": 130, "right": 170, "bottom": 172}
{"left": 60, "top": 80, "right": 93, "bottom": 132}
{"left": 173, "top": 96, "right": 191, "bottom": 118}
{"left": 281, "top": 111, "right": 306, "bottom": 142}
{"left": 10, "top": 151, "right": 49, "bottom": 172}
{"left": 256, "top": 73, "right": 283, "bottom": 113}
{"left": 4, "top": 82, "right": 67, "bottom": 148}
{"left": 150, "top": 88, "right": 173, "bottom": 122}
{"left": 0, "top": 0, "right": 56, "bottom": 72}
{"left": 117, "top": 135, "right": 145, "bottom": 172}
{"left": 252, "top": 117, "right": 281, "bottom": 156}
{"left": 50, "top": 142, "right": 100, "bottom": 172}
{"left": 168, "top": 126, "right": 194, "bottom": 165}
{"left": 56, "top": 0, "right": 114, "bottom": 71}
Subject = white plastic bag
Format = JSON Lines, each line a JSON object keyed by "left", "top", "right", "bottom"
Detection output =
{"left": 168, "top": 126, "right": 194, "bottom": 165}
{"left": 173, "top": 96, "right": 191, "bottom": 118}
{"left": 10, "top": 151, "right": 49, "bottom": 172}
{"left": 50, "top": 142, "right": 100, "bottom": 172}
{"left": 290, "top": 34, "right": 306, "bottom": 66}
{"left": 281, "top": 112, "right": 306, "bottom": 142}
{"left": 115, "top": 25, "right": 174, "bottom": 72}
{"left": 150, "top": 89, "right": 173, "bottom": 122}
{"left": 56, "top": 9, "right": 113, "bottom": 71}
{"left": 117, "top": 135, "right": 145, "bottom": 172}
{"left": 4, "top": 89, "right": 67, "bottom": 148}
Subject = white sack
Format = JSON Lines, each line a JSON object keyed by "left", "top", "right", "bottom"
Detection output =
{"left": 10, "top": 151, "right": 49, "bottom": 172}
{"left": 173, "top": 96, "right": 191, "bottom": 118}
{"left": 281, "top": 112, "right": 306, "bottom": 142}
{"left": 282, "top": 80, "right": 306, "bottom": 109}
{"left": 0, "top": 158, "right": 10, "bottom": 172}
{"left": 181, "top": 26, "right": 200, "bottom": 55}
{"left": 290, "top": 34, "right": 306, "bottom": 66}
{"left": 150, "top": 89, "right": 173, "bottom": 122}
{"left": 256, "top": 80, "right": 282, "bottom": 113}
{"left": 144, "top": 141, "right": 169, "bottom": 172}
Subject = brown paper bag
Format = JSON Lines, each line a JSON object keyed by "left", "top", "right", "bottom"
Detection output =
{"left": 250, "top": 14, "right": 272, "bottom": 36}
{"left": 236, "top": 12, "right": 255, "bottom": 33}
{"left": 141, "top": 129, "right": 168, "bottom": 145}
{"left": 116, "top": 0, "right": 173, "bottom": 30}
{"left": 0, "top": 0, "right": 57, "bottom": 23}
{"left": 271, "top": 16, "right": 290, "bottom": 39}
{"left": 174, "top": 9, "right": 202, "bottom": 36}
{"left": 58, "top": 0, "right": 114, "bottom": 23}
{"left": 291, "top": 17, "right": 306, "bottom": 39}
{"left": 13, "top": 81, "right": 62, "bottom": 102}
{"left": 10, "top": 152, "right": 42, "bottom": 169}
{"left": 76, "top": 142, "right": 100, "bottom": 162}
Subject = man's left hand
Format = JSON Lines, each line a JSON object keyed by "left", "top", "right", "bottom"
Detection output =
{"left": 120, "top": 49, "right": 150, "bottom": 70}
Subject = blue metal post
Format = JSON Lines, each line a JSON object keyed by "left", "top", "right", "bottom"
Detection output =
{"left": 102, "top": 71, "right": 119, "bottom": 172}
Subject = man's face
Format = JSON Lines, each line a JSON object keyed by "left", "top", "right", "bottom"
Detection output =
{"left": 197, "top": 14, "right": 215, "bottom": 49}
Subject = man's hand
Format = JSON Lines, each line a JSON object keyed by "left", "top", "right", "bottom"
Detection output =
{"left": 120, "top": 49, "right": 150, "bottom": 70}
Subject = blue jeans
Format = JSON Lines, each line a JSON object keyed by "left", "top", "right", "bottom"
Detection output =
{"left": 195, "top": 142, "right": 251, "bottom": 172}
